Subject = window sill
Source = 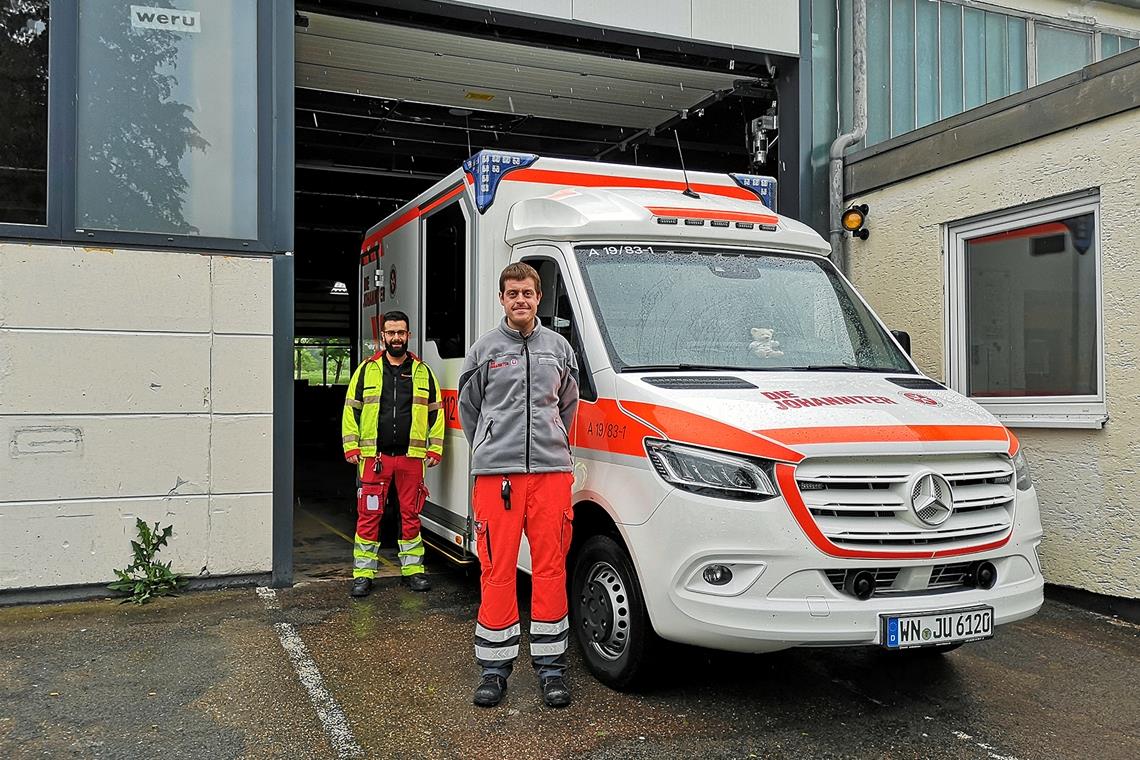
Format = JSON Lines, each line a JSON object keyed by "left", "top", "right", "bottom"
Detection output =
{"left": 976, "top": 401, "right": 1108, "bottom": 430}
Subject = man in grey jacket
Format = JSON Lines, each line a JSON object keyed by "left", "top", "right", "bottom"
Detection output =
{"left": 458, "top": 262, "right": 579, "bottom": 709}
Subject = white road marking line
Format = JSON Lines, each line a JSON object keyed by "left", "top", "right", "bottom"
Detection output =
{"left": 951, "top": 728, "right": 1021, "bottom": 760}
{"left": 257, "top": 587, "right": 364, "bottom": 759}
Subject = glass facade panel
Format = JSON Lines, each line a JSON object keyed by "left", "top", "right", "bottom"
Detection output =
{"left": 0, "top": 1, "right": 49, "bottom": 225}
{"left": 915, "top": 0, "right": 939, "bottom": 127}
{"left": 1101, "top": 33, "right": 1120, "bottom": 59}
{"left": 1123, "top": 37, "right": 1140, "bottom": 52}
{"left": 867, "top": 0, "right": 892, "bottom": 145}
{"left": 963, "top": 8, "right": 986, "bottom": 110}
{"left": 1036, "top": 24, "right": 1092, "bottom": 84}
{"left": 965, "top": 214, "right": 1097, "bottom": 398}
{"left": 76, "top": 0, "right": 258, "bottom": 238}
{"left": 891, "top": 0, "right": 916, "bottom": 136}
{"left": 985, "top": 13, "right": 1009, "bottom": 101}
{"left": 1007, "top": 18, "right": 1027, "bottom": 92}
{"left": 939, "top": 3, "right": 964, "bottom": 119}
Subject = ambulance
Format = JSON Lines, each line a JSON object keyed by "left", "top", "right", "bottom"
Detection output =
{"left": 357, "top": 150, "right": 1044, "bottom": 688}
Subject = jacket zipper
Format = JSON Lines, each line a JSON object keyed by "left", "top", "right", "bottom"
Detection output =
{"left": 524, "top": 335, "right": 531, "bottom": 472}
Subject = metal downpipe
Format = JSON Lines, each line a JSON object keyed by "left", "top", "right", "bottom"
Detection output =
{"left": 829, "top": 0, "right": 868, "bottom": 276}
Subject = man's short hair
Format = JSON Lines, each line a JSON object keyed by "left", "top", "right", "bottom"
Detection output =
{"left": 499, "top": 262, "right": 542, "bottom": 295}
{"left": 381, "top": 310, "right": 410, "bottom": 330}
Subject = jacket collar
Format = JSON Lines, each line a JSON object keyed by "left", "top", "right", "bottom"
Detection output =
{"left": 497, "top": 316, "right": 543, "bottom": 341}
{"left": 369, "top": 350, "right": 419, "bottom": 365}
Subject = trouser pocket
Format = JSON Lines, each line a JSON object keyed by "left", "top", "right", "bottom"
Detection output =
{"left": 358, "top": 481, "right": 387, "bottom": 514}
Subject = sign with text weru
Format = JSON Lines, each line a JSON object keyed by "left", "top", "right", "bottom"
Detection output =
{"left": 130, "top": 5, "right": 201, "bottom": 33}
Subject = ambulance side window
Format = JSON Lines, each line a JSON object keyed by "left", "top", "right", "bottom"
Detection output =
{"left": 423, "top": 202, "right": 467, "bottom": 358}
{"left": 525, "top": 257, "right": 597, "bottom": 402}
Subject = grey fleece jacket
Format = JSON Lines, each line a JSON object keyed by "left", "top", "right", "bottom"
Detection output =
{"left": 458, "top": 317, "right": 580, "bottom": 475}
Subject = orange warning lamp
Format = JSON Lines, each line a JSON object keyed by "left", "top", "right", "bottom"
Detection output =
{"left": 842, "top": 204, "right": 870, "bottom": 239}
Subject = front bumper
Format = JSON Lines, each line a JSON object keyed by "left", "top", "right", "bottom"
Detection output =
{"left": 622, "top": 487, "right": 1044, "bottom": 654}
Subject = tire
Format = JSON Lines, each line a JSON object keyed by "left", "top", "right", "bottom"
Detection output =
{"left": 569, "top": 534, "right": 655, "bottom": 690}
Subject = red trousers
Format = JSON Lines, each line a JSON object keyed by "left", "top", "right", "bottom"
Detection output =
{"left": 472, "top": 471, "right": 574, "bottom": 677}
{"left": 356, "top": 455, "right": 426, "bottom": 541}
{"left": 354, "top": 455, "right": 428, "bottom": 579}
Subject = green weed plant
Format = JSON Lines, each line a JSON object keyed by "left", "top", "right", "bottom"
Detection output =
{"left": 109, "top": 518, "right": 187, "bottom": 604}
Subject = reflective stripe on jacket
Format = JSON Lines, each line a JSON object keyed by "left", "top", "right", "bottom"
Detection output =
{"left": 342, "top": 353, "right": 444, "bottom": 460}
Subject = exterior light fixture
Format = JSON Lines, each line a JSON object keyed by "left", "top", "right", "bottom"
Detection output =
{"left": 842, "top": 203, "right": 870, "bottom": 240}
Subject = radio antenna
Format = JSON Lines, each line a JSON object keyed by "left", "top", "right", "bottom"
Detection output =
{"left": 674, "top": 130, "right": 700, "bottom": 199}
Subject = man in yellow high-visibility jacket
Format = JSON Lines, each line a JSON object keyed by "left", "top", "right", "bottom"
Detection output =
{"left": 342, "top": 310, "right": 445, "bottom": 596}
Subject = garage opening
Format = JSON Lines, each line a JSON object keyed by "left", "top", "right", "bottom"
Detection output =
{"left": 289, "top": 4, "right": 789, "bottom": 579}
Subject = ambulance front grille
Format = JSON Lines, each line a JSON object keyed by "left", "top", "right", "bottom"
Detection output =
{"left": 795, "top": 454, "right": 1015, "bottom": 550}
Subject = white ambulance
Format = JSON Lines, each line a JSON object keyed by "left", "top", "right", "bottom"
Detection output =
{"left": 358, "top": 151, "right": 1044, "bottom": 688}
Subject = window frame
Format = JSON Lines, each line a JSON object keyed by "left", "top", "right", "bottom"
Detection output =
{"left": 943, "top": 190, "right": 1107, "bottom": 429}
{"left": 0, "top": 0, "right": 292, "bottom": 254}
{"left": 0, "top": 0, "right": 66, "bottom": 239}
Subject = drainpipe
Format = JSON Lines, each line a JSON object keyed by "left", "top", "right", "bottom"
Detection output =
{"left": 829, "top": 0, "right": 868, "bottom": 276}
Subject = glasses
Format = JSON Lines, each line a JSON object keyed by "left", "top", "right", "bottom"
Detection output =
{"left": 382, "top": 330, "right": 408, "bottom": 338}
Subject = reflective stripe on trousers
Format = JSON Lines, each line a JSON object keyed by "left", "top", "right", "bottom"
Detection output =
{"left": 397, "top": 534, "right": 425, "bottom": 576}
{"left": 353, "top": 533, "right": 381, "bottom": 579}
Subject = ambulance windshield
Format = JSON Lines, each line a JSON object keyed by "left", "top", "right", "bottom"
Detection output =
{"left": 573, "top": 245, "right": 913, "bottom": 373}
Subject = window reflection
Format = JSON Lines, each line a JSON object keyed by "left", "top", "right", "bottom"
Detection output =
{"left": 76, "top": 0, "right": 257, "bottom": 238}
{"left": 0, "top": 0, "right": 49, "bottom": 225}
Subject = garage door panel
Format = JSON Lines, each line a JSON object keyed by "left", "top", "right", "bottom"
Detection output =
{"left": 296, "top": 64, "right": 678, "bottom": 127}
{"left": 296, "top": 35, "right": 718, "bottom": 114}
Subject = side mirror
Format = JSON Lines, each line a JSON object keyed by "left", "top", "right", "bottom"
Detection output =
{"left": 891, "top": 330, "right": 911, "bottom": 356}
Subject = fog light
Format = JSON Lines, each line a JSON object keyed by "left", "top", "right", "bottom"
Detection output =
{"left": 844, "top": 570, "right": 876, "bottom": 600}
{"left": 972, "top": 561, "right": 998, "bottom": 590}
{"left": 702, "top": 564, "right": 733, "bottom": 586}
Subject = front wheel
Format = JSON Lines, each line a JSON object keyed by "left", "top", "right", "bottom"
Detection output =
{"left": 569, "top": 534, "right": 655, "bottom": 690}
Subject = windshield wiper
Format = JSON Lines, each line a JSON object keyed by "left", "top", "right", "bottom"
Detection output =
{"left": 619, "top": 363, "right": 760, "bottom": 373}
{"left": 795, "top": 363, "right": 908, "bottom": 373}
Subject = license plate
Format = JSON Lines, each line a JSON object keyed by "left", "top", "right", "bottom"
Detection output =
{"left": 882, "top": 606, "right": 994, "bottom": 649}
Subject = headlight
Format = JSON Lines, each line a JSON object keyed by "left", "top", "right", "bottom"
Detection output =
{"left": 644, "top": 439, "right": 777, "bottom": 500}
{"left": 1012, "top": 449, "right": 1033, "bottom": 491}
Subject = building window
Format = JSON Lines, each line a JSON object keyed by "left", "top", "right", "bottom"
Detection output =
{"left": 945, "top": 193, "right": 1105, "bottom": 428}
{"left": 75, "top": 0, "right": 258, "bottom": 238}
{"left": 841, "top": 1, "right": 1139, "bottom": 148}
{"left": 0, "top": 0, "right": 49, "bottom": 226}
{"left": 1036, "top": 24, "right": 1092, "bottom": 84}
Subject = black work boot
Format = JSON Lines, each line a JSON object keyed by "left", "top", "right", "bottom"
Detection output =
{"left": 403, "top": 574, "right": 431, "bottom": 592}
{"left": 472, "top": 674, "right": 508, "bottom": 707}
{"left": 349, "top": 578, "right": 373, "bottom": 598}
{"left": 540, "top": 675, "right": 571, "bottom": 708}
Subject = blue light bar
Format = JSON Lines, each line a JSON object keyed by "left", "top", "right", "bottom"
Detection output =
{"left": 729, "top": 173, "right": 778, "bottom": 212}
{"left": 462, "top": 150, "right": 539, "bottom": 213}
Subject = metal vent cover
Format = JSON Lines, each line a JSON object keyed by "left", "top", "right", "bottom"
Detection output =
{"left": 641, "top": 376, "right": 758, "bottom": 390}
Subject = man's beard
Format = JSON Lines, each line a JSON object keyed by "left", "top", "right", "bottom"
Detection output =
{"left": 386, "top": 342, "right": 407, "bottom": 357}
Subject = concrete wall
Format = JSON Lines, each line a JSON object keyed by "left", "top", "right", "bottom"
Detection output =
{"left": 440, "top": 0, "right": 800, "bottom": 55}
{"left": 0, "top": 244, "right": 274, "bottom": 590}
{"left": 847, "top": 108, "right": 1140, "bottom": 598}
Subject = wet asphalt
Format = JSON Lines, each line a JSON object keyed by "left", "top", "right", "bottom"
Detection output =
{"left": 1, "top": 556, "right": 1137, "bottom": 760}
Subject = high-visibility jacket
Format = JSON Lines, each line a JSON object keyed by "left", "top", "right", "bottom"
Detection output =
{"left": 342, "top": 352, "right": 445, "bottom": 461}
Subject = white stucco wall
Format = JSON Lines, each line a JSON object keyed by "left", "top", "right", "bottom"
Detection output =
{"left": 0, "top": 244, "right": 274, "bottom": 590}
{"left": 847, "top": 108, "right": 1140, "bottom": 598}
